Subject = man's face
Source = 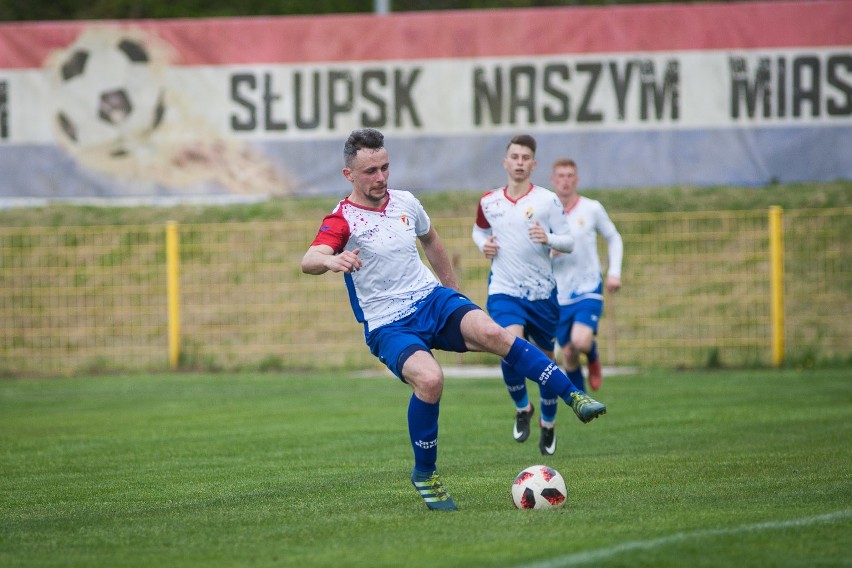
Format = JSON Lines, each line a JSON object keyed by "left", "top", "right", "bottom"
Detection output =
{"left": 503, "top": 143, "right": 536, "bottom": 183}
{"left": 551, "top": 165, "right": 579, "bottom": 199}
{"left": 343, "top": 147, "right": 390, "bottom": 205}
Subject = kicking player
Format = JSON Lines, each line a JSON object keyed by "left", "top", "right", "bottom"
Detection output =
{"left": 301, "top": 129, "right": 606, "bottom": 511}
{"left": 551, "top": 158, "right": 623, "bottom": 391}
{"left": 472, "top": 134, "right": 576, "bottom": 456}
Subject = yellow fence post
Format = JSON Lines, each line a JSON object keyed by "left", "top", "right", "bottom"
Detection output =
{"left": 166, "top": 221, "right": 181, "bottom": 370}
{"left": 768, "top": 206, "right": 784, "bottom": 366}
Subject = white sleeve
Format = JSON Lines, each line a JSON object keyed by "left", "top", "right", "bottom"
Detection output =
{"left": 413, "top": 194, "right": 432, "bottom": 237}
{"left": 472, "top": 224, "right": 492, "bottom": 252}
{"left": 545, "top": 231, "right": 574, "bottom": 253}
{"left": 544, "top": 194, "right": 574, "bottom": 253}
{"left": 596, "top": 204, "right": 623, "bottom": 278}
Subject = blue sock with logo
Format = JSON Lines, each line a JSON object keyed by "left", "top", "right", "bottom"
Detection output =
{"left": 501, "top": 359, "right": 529, "bottom": 411}
{"left": 503, "top": 337, "right": 579, "bottom": 402}
{"left": 408, "top": 394, "right": 439, "bottom": 473}
{"left": 539, "top": 384, "right": 559, "bottom": 424}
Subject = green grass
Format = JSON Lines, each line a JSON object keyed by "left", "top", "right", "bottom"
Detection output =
{"left": 0, "top": 180, "right": 849, "bottom": 227}
{"left": 1, "top": 369, "right": 850, "bottom": 567}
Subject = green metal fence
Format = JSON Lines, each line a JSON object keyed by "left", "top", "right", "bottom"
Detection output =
{"left": 1, "top": 207, "right": 849, "bottom": 375}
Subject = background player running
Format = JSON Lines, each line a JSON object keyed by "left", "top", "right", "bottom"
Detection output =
{"left": 551, "top": 158, "right": 623, "bottom": 392}
{"left": 472, "top": 134, "right": 577, "bottom": 456}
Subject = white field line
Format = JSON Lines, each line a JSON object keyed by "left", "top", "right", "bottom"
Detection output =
{"left": 518, "top": 509, "right": 852, "bottom": 568}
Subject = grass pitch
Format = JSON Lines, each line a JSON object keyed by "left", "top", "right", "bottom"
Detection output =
{"left": 1, "top": 368, "right": 850, "bottom": 567}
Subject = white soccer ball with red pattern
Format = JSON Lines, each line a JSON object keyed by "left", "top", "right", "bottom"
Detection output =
{"left": 511, "top": 465, "right": 568, "bottom": 509}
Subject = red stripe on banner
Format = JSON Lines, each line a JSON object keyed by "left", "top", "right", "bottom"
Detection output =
{"left": 1, "top": 1, "right": 850, "bottom": 69}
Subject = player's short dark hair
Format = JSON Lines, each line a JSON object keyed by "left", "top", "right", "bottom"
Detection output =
{"left": 507, "top": 134, "right": 537, "bottom": 154}
{"left": 344, "top": 128, "right": 384, "bottom": 167}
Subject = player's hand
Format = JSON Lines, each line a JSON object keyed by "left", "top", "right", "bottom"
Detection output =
{"left": 528, "top": 221, "right": 548, "bottom": 244}
{"left": 328, "top": 248, "right": 362, "bottom": 273}
{"left": 482, "top": 236, "right": 499, "bottom": 259}
{"left": 605, "top": 275, "right": 621, "bottom": 293}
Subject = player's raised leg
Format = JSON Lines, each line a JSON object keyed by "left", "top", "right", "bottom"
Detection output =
{"left": 460, "top": 310, "right": 606, "bottom": 423}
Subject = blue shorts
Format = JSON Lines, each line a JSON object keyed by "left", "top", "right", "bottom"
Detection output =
{"left": 486, "top": 292, "right": 558, "bottom": 352}
{"left": 365, "top": 286, "right": 480, "bottom": 381}
{"left": 555, "top": 297, "right": 603, "bottom": 347}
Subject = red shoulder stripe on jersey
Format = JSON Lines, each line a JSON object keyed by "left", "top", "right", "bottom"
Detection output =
{"left": 475, "top": 201, "right": 490, "bottom": 229}
{"left": 311, "top": 212, "right": 350, "bottom": 253}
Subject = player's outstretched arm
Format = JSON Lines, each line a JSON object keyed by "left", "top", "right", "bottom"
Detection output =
{"left": 301, "top": 245, "right": 362, "bottom": 275}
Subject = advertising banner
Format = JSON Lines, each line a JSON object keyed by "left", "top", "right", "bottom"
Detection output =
{"left": 0, "top": 1, "right": 850, "bottom": 204}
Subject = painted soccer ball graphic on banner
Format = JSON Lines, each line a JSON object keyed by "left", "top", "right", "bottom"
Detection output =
{"left": 511, "top": 465, "right": 568, "bottom": 509}
{"left": 44, "top": 27, "right": 289, "bottom": 196}
{"left": 50, "top": 29, "right": 168, "bottom": 159}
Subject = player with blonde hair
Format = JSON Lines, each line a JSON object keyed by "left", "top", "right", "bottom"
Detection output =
{"left": 551, "top": 158, "right": 623, "bottom": 392}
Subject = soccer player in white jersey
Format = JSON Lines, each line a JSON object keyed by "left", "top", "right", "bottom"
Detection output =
{"left": 551, "top": 158, "right": 623, "bottom": 392}
{"left": 472, "top": 134, "right": 590, "bottom": 456}
{"left": 302, "top": 129, "right": 606, "bottom": 511}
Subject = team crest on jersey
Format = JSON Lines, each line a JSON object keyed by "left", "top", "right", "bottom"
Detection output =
{"left": 524, "top": 207, "right": 535, "bottom": 220}
{"left": 400, "top": 213, "right": 414, "bottom": 227}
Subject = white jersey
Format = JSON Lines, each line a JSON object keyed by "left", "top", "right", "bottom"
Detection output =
{"left": 473, "top": 184, "right": 571, "bottom": 301}
{"left": 552, "top": 196, "right": 623, "bottom": 305}
{"left": 310, "top": 189, "right": 439, "bottom": 332}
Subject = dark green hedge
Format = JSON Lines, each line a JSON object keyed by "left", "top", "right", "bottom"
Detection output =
{"left": 1, "top": 0, "right": 724, "bottom": 22}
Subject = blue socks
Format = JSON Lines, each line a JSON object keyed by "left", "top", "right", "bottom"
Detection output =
{"left": 566, "top": 367, "right": 586, "bottom": 392}
{"left": 408, "top": 394, "right": 439, "bottom": 473}
{"left": 408, "top": 338, "right": 583, "bottom": 474}
{"left": 539, "top": 384, "right": 559, "bottom": 424}
{"left": 503, "top": 337, "right": 579, "bottom": 402}
{"left": 587, "top": 340, "right": 599, "bottom": 364}
{"left": 505, "top": 345, "right": 559, "bottom": 422}
{"left": 501, "top": 359, "right": 530, "bottom": 411}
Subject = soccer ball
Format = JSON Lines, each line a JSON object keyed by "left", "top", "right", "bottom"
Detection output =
{"left": 511, "top": 465, "right": 568, "bottom": 509}
{"left": 48, "top": 28, "right": 169, "bottom": 159}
